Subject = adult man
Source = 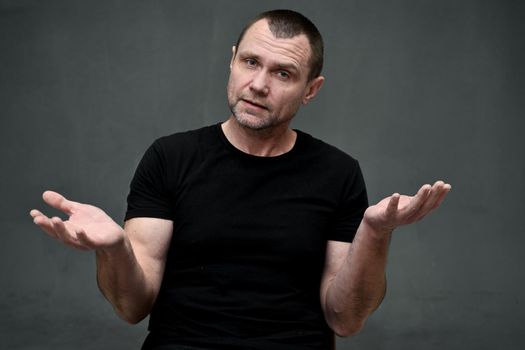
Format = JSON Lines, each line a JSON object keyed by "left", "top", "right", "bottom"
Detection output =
{"left": 30, "top": 9, "right": 450, "bottom": 350}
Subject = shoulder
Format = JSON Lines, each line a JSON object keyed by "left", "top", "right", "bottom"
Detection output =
{"left": 295, "top": 129, "right": 361, "bottom": 170}
{"left": 154, "top": 124, "right": 218, "bottom": 150}
{"left": 145, "top": 124, "right": 219, "bottom": 160}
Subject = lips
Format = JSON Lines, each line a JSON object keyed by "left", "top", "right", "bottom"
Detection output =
{"left": 242, "top": 98, "right": 268, "bottom": 110}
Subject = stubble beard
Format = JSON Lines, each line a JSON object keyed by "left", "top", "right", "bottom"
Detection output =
{"left": 229, "top": 100, "right": 276, "bottom": 131}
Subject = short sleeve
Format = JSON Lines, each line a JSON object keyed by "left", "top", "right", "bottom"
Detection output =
{"left": 328, "top": 162, "right": 368, "bottom": 242}
{"left": 124, "top": 139, "right": 174, "bottom": 221}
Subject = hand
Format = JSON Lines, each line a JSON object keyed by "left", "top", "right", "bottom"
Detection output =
{"left": 30, "top": 191, "right": 125, "bottom": 252}
{"left": 363, "top": 180, "right": 451, "bottom": 235}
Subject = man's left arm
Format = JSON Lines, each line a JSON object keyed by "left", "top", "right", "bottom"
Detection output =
{"left": 320, "top": 180, "right": 451, "bottom": 337}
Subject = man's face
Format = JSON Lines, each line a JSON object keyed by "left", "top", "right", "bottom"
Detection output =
{"left": 227, "top": 19, "right": 322, "bottom": 131}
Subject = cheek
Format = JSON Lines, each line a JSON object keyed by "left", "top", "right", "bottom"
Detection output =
{"left": 228, "top": 74, "right": 248, "bottom": 97}
{"left": 274, "top": 89, "right": 304, "bottom": 110}
{"left": 227, "top": 76, "right": 238, "bottom": 99}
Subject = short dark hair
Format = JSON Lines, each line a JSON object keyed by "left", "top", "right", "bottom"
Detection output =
{"left": 235, "top": 9, "right": 324, "bottom": 81}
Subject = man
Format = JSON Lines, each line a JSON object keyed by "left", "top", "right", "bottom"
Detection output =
{"left": 30, "top": 9, "right": 450, "bottom": 350}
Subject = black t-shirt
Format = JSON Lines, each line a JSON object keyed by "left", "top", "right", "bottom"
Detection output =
{"left": 125, "top": 124, "right": 368, "bottom": 350}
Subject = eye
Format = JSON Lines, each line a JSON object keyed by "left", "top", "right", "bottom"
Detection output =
{"left": 245, "top": 58, "right": 257, "bottom": 68}
{"left": 277, "top": 71, "right": 290, "bottom": 80}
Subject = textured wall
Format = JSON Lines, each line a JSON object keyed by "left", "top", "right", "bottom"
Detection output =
{"left": 1, "top": 0, "right": 524, "bottom": 349}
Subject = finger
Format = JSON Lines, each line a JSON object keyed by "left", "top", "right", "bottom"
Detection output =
{"left": 385, "top": 193, "right": 400, "bottom": 219}
{"left": 413, "top": 181, "right": 452, "bottom": 222}
{"left": 431, "top": 183, "right": 451, "bottom": 210}
{"left": 67, "top": 226, "right": 91, "bottom": 251}
{"left": 50, "top": 216, "right": 72, "bottom": 242}
{"left": 76, "top": 229, "right": 97, "bottom": 250}
{"left": 30, "top": 209, "right": 60, "bottom": 238}
{"left": 51, "top": 217, "right": 90, "bottom": 250}
{"left": 419, "top": 180, "right": 445, "bottom": 210}
{"left": 42, "top": 191, "right": 79, "bottom": 216}
{"left": 400, "top": 184, "right": 431, "bottom": 218}
{"left": 412, "top": 181, "right": 446, "bottom": 221}
{"left": 30, "top": 209, "right": 44, "bottom": 218}
{"left": 71, "top": 230, "right": 91, "bottom": 251}
{"left": 30, "top": 209, "right": 52, "bottom": 226}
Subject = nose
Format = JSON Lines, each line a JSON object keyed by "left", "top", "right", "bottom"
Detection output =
{"left": 249, "top": 70, "right": 269, "bottom": 96}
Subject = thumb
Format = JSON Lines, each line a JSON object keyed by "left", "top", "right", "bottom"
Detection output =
{"left": 43, "top": 191, "right": 79, "bottom": 215}
{"left": 385, "top": 193, "right": 400, "bottom": 219}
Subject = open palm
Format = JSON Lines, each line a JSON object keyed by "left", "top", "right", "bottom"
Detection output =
{"left": 30, "top": 191, "right": 124, "bottom": 251}
{"left": 363, "top": 181, "right": 451, "bottom": 234}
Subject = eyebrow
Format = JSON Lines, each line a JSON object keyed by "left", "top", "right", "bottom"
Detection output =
{"left": 276, "top": 62, "right": 299, "bottom": 74}
{"left": 238, "top": 50, "right": 300, "bottom": 73}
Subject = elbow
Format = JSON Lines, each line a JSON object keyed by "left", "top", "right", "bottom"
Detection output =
{"left": 123, "top": 315, "right": 147, "bottom": 325}
{"left": 101, "top": 289, "right": 155, "bottom": 325}
{"left": 111, "top": 296, "right": 152, "bottom": 325}
{"left": 331, "top": 287, "right": 387, "bottom": 337}
{"left": 325, "top": 297, "right": 371, "bottom": 337}
{"left": 115, "top": 306, "right": 149, "bottom": 325}
{"left": 331, "top": 318, "right": 366, "bottom": 338}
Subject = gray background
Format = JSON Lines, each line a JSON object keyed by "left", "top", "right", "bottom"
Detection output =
{"left": 1, "top": 0, "right": 524, "bottom": 349}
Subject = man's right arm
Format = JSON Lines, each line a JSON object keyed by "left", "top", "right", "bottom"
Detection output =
{"left": 96, "top": 217, "right": 172, "bottom": 324}
{"left": 30, "top": 191, "right": 173, "bottom": 324}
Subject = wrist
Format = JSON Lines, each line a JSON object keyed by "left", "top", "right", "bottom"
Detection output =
{"left": 361, "top": 219, "right": 394, "bottom": 241}
{"left": 97, "top": 230, "right": 129, "bottom": 258}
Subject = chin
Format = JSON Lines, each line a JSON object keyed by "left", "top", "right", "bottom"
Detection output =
{"left": 233, "top": 110, "right": 274, "bottom": 131}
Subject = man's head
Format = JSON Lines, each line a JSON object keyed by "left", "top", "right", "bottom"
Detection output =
{"left": 227, "top": 10, "right": 325, "bottom": 131}
{"left": 235, "top": 9, "right": 324, "bottom": 82}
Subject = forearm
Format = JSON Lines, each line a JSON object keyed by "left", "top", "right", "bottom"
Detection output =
{"left": 30, "top": 191, "right": 170, "bottom": 324}
{"left": 325, "top": 220, "right": 392, "bottom": 336}
{"left": 96, "top": 235, "right": 155, "bottom": 324}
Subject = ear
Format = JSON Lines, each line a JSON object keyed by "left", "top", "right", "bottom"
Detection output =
{"left": 302, "top": 75, "right": 325, "bottom": 105}
{"left": 230, "top": 46, "right": 236, "bottom": 70}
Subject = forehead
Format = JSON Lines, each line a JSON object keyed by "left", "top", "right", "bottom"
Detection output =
{"left": 237, "top": 19, "right": 311, "bottom": 72}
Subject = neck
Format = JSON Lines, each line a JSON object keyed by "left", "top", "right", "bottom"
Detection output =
{"left": 221, "top": 116, "right": 297, "bottom": 157}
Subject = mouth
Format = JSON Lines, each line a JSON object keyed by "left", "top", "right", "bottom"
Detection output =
{"left": 242, "top": 98, "right": 268, "bottom": 110}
